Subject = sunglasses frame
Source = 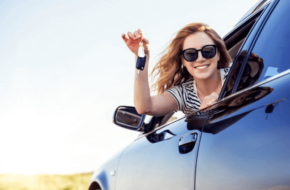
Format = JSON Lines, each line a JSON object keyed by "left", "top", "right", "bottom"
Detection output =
{"left": 181, "top": 44, "right": 217, "bottom": 62}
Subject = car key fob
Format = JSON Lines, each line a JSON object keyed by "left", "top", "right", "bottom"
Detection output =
{"left": 136, "top": 41, "right": 146, "bottom": 80}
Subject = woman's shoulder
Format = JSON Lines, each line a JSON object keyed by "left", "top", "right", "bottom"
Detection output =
{"left": 181, "top": 77, "right": 194, "bottom": 87}
{"left": 167, "top": 77, "right": 193, "bottom": 91}
{"left": 177, "top": 77, "right": 194, "bottom": 92}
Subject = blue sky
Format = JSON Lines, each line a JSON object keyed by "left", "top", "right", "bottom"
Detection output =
{"left": 0, "top": 0, "right": 259, "bottom": 174}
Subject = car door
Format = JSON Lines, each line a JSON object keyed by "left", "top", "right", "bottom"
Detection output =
{"left": 114, "top": 113, "right": 205, "bottom": 190}
{"left": 196, "top": 0, "right": 290, "bottom": 189}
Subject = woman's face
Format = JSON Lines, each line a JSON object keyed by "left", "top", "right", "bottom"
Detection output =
{"left": 182, "top": 32, "right": 220, "bottom": 81}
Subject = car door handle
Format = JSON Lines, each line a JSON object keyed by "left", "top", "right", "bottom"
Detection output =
{"left": 179, "top": 133, "right": 198, "bottom": 154}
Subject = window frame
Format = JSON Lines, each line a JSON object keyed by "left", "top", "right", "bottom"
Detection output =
{"left": 219, "top": 0, "right": 279, "bottom": 100}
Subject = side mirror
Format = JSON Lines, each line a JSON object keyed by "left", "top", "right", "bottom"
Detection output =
{"left": 113, "top": 106, "right": 146, "bottom": 131}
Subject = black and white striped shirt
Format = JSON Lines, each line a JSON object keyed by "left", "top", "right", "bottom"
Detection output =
{"left": 166, "top": 68, "right": 230, "bottom": 115}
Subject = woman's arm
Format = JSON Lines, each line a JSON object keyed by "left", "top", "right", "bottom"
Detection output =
{"left": 133, "top": 54, "right": 177, "bottom": 116}
{"left": 122, "top": 29, "right": 178, "bottom": 116}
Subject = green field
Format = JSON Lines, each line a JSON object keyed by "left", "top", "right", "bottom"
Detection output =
{"left": 0, "top": 173, "right": 92, "bottom": 190}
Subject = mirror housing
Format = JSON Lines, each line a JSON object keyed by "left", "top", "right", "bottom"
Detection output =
{"left": 113, "top": 106, "right": 146, "bottom": 131}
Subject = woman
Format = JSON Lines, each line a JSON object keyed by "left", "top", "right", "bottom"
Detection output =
{"left": 121, "top": 23, "right": 232, "bottom": 116}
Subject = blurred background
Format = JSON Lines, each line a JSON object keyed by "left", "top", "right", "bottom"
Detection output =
{"left": 0, "top": 0, "right": 259, "bottom": 177}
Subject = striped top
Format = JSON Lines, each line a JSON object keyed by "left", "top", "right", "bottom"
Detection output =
{"left": 166, "top": 68, "right": 230, "bottom": 115}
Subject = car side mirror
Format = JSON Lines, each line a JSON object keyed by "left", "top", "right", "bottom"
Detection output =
{"left": 113, "top": 106, "right": 146, "bottom": 131}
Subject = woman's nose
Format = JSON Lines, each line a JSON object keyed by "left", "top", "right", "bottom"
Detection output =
{"left": 196, "top": 51, "right": 205, "bottom": 62}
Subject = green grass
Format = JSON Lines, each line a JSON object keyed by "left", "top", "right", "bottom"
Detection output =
{"left": 0, "top": 173, "right": 93, "bottom": 190}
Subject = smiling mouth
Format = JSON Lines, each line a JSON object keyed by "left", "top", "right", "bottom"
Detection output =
{"left": 194, "top": 64, "right": 209, "bottom": 69}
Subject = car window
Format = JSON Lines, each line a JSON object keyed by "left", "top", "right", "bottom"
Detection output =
{"left": 224, "top": 11, "right": 261, "bottom": 60}
{"left": 148, "top": 111, "right": 185, "bottom": 131}
{"left": 221, "top": 9, "right": 264, "bottom": 98}
{"left": 236, "top": 0, "right": 290, "bottom": 89}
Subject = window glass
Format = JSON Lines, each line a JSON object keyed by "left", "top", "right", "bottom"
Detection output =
{"left": 222, "top": 11, "right": 262, "bottom": 98}
{"left": 241, "top": 0, "right": 290, "bottom": 85}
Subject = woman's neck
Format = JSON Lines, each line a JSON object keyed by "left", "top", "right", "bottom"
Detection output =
{"left": 195, "top": 70, "right": 222, "bottom": 102}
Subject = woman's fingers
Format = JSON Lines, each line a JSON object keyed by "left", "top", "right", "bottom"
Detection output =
{"left": 122, "top": 29, "right": 150, "bottom": 56}
{"left": 199, "top": 92, "right": 219, "bottom": 110}
{"left": 133, "top": 31, "right": 140, "bottom": 38}
{"left": 199, "top": 101, "right": 208, "bottom": 110}
{"left": 127, "top": 31, "right": 135, "bottom": 40}
{"left": 125, "top": 29, "right": 148, "bottom": 42}
{"left": 128, "top": 30, "right": 142, "bottom": 40}
{"left": 142, "top": 37, "right": 150, "bottom": 55}
{"left": 121, "top": 33, "right": 129, "bottom": 43}
{"left": 142, "top": 37, "right": 149, "bottom": 44}
{"left": 137, "top": 28, "right": 143, "bottom": 35}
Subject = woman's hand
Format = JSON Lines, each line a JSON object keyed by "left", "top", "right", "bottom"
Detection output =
{"left": 121, "top": 29, "right": 150, "bottom": 56}
{"left": 199, "top": 92, "right": 219, "bottom": 110}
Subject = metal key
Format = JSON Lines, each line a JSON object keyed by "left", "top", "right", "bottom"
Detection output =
{"left": 136, "top": 40, "right": 146, "bottom": 80}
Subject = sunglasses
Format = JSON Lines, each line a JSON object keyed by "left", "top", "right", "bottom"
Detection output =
{"left": 181, "top": 45, "right": 217, "bottom": 62}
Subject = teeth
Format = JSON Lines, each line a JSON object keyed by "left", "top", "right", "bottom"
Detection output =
{"left": 195, "top": 65, "right": 208, "bottom": 69}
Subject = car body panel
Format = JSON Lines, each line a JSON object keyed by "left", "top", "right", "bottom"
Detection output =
{"left": 90, "top": 148, "right": 127, "bottom": 190}
{"left": 196, "top": 71, "right": 290, "bottom": 190}
{"left": 115, "top": 118, "right": 204, "bottom": 190}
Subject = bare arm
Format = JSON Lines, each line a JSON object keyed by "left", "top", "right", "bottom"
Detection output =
{"left": 122, "top": 29, "right": 178, "bottom": 116}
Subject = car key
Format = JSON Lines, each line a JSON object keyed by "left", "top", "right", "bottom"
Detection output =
{"left": 136, "top": 39, "right": 146, "bottom": 80}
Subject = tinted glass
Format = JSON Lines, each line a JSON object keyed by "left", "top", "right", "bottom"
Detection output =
{"left": 240, "top": 0, "right": 290, "bottom": 86}
{"left": 183, "top": 49, "right": 197, "bottom": 61}
{"left": 202, "top": 45, "right": 216, "bottom": 58}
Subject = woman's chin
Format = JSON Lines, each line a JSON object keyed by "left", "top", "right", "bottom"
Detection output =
{"left": 192, "top": 72, "right": 212, "bottom": 80}
{"left": 191, "top": 68, "right": 219, "bottom": 81}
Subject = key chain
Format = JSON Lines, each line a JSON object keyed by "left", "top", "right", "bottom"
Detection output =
{"left": 136, "top": 38, "right": 146, "bottom": 80}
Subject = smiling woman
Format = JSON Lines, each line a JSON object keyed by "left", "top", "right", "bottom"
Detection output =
{"left": 122, "top": 23, "right": 232, "bottom": 116}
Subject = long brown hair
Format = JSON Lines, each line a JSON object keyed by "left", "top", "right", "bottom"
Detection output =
{"left": 151, "top": 23, "right": 232, "bottom": 94}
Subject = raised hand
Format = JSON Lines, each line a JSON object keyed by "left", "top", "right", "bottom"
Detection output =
{"left": 121, "top": 29, "right": 150, "bottom": 56}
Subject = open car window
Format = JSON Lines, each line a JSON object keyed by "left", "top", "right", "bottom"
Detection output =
{"left": 224, "top": 8, "right": 264, "bottom": 62}
{"left": 221, "top": 7, "right": 266, "bottom": 98}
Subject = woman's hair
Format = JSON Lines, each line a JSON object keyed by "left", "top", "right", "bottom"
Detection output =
{"left": 151, "top": 22, "right": 232, "bottom": 94}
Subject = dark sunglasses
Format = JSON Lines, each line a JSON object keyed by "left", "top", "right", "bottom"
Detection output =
{"left": 181, "top": 45, "right": 217, "bottom": 62}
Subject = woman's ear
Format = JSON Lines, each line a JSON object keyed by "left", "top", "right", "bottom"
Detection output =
{"left": 180, "top": 57, "right": 185, "bottom": 68}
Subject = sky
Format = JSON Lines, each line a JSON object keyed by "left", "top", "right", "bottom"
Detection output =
{"left": 0, "top": 0, "right": 259, "bottom": 174}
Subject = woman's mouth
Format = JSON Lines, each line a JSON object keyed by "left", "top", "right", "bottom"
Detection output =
{"left": 194, "top": 64, "right": 209, "bottom": 69}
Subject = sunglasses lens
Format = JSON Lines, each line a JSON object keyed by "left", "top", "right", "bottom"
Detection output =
{"left": 183, "top": 49, "right": 197, "bottom": 61}
{"left": 202, "top": 45, "right": 216, "bottom": 58}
